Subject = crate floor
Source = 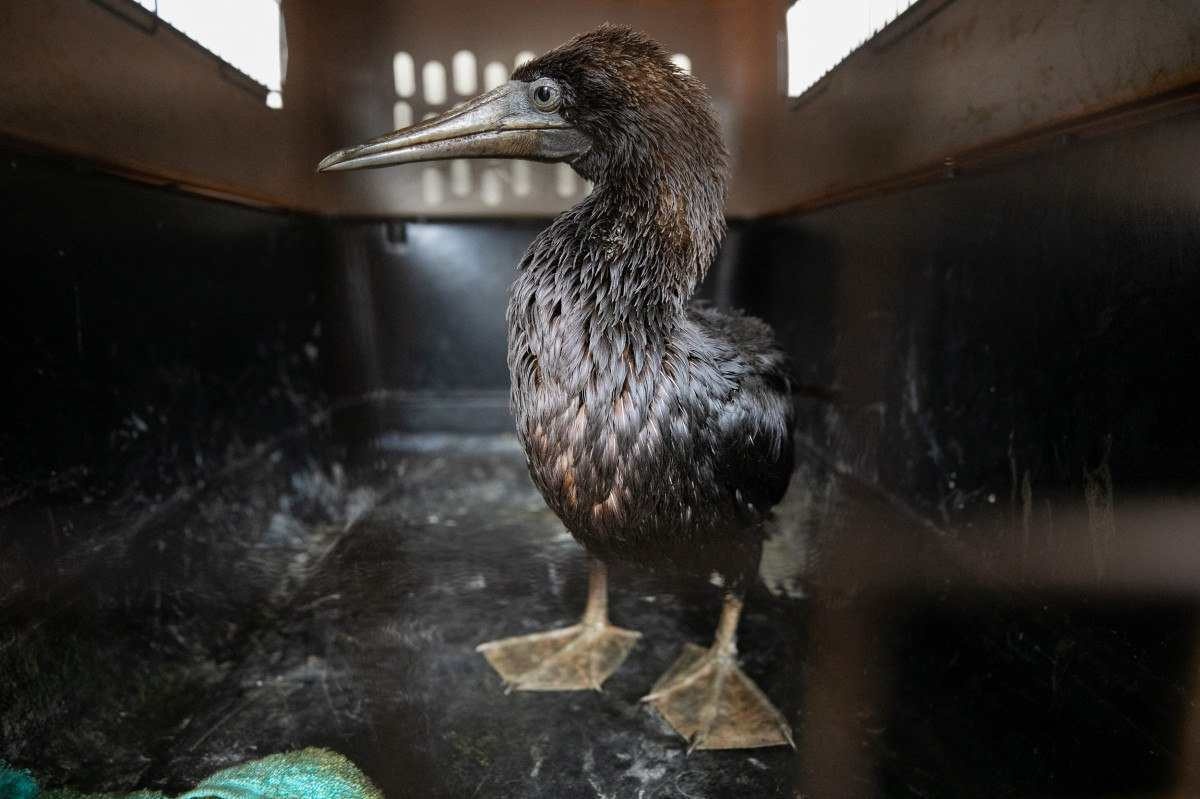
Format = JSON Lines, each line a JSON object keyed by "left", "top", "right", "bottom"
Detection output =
{"left": 2, "top": 433, "right": 1192, "bottom": 798}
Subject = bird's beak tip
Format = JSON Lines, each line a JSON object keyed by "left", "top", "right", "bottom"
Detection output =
{"left": 316, "top": 150, "right": 352, "bottom": 173}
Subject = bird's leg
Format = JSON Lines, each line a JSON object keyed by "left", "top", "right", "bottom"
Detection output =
{"left": 643, "top": 593, "right": 794, "bottom": 751}
{"left": 476, "top": 558, "right": 641, "bottom": 692}
{"left": 581, "top": 554, "right": 611, "bottom": 627}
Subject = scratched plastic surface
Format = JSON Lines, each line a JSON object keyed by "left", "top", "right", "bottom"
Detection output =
{"left": 1, "top": 426, "right": 1194, "bottom": 799}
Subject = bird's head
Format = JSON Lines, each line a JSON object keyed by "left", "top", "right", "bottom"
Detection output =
{"left": 318, "top": 25, "right": 727, "bottom": 196}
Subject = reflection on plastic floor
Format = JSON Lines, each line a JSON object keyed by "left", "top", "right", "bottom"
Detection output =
{"left": 2, "top": 432, "right": 1195, "bottom": 798}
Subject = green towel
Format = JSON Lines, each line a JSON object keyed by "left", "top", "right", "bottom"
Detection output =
{"left": 0, "top": 748, "right": 383, "bottom": 799}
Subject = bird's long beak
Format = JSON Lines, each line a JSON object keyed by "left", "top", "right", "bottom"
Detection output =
{"left": 317, "top": 81, "right": 588, "bottom": 172}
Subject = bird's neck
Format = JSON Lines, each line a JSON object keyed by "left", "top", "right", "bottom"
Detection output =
{"left": 527, "top": 160, "right": 726, "bottom": 326}
{"left": 507, "top": 164, "right": 724, "bottom": 411}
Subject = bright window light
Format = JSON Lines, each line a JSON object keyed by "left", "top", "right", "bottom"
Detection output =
{"left": 452, "top": 50, "right": 478, "bottom": 96}
{"left": 480, "top": 168, "right": 503, "bottom": 207}
{"left": 555, "top": 163, "right": 577, "bottom": 198}
{"left": 394, "top": 52, "right": 416, "bottom": 98}
{"left": 483, "top": 62, "right": 508, "bottom": 91}
{"left": 511, "top": 161, "right": 532, "bottom": 197}
{"left": 787, "top": 0, "right": 921, "bottom": 97}
{"left": 422, "top": 167, "right": 445, "bottom": 206}
{"left": 422, "top": 60, "right": 447, "bottom": 105}
{"left": 450, "top": 160, "right": 472, "bottom": 197}
{"left": 393, "top": 101, "right": 413, "bottom": 130}
{"left": 141, "top": 0, "right": 285, "bottom": 107}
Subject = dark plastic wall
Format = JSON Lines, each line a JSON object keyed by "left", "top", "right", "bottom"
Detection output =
{"left": 733, "top": 108, "right": 1200, "bottom": 544}
{"left": 0, "top": 150, "right": 326, "bottom": 529}
{"left": 725, "top": 110, "right": 1200, "bottom": 796}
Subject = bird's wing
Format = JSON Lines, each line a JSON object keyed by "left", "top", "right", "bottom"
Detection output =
{"left": 685, "top": 302, "right": 795, "bottom": 518}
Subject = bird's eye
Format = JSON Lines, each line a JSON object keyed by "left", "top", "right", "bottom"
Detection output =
{"left": 529, "top": 79, "right": 562, "bottom": 112}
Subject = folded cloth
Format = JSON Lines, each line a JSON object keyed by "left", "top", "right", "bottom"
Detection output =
{"left": 0, "top": 748, "right": 383, "bottom": 799}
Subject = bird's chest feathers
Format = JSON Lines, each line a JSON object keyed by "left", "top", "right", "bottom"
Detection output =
{"left": 508, "top": 288, "right": 686, "bottom": 526}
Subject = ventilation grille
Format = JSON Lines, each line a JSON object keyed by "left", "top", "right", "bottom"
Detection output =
{"left": 393, "top": 48, "right": 692, "bottom": 208}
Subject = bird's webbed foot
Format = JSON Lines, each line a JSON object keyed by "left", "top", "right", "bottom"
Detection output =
{"left": 643, "top": 593, "right": 794, "bottom": 751}
{"left": 642, "top": 643, "right": 794, "bottom": 751}
{"left": 476, "top": 620, "right": 641, "bottom": 692}
{"left": 476, "top": 558, "right": 639, "bottom": 691}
